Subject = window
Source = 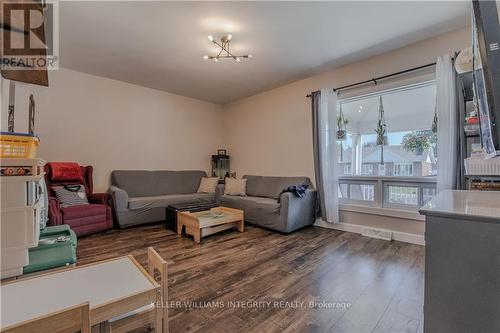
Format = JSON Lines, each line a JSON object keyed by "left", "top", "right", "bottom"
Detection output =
{"left": 338, "top": 181, "right": 376, "bottom": 204}
{"left": 386, "top": 185, "right": 419, "bottom": 206}
{"left": 359, "top": 130, "right": 435, "bottom": 177}
{"left": 343, "top": 164, "right": 352, "bottom": 175}
{"left": 378, "top": 164, "right": 386, "bottom": 176}
{"left": 383, "top": 182, "right": 438, "bottom": 209}
{"left": 422, "top": 187, "right": 437, "bottom": 205}
{"left": 338, "top": 82, "right": 437, "bottom": 179}
{"left": 337, "top": 133, "right": 352, "bottom": 163}
{"left": 335, "top": 81, "right": 437, "bottom": 211}
{"left": 337, "top": 130, "right": 353, "bottom": 176}
{"left": 394, "top": 163, "right": 413, "bottom": 176}
{"left": 361, "top": 164, "right": 374, "bottom": 175}
{"left": 338, "top": 178, "right": 435, "bottom": 211}
{"left": 350, "top": 184, "right": 375, "bottom": 201}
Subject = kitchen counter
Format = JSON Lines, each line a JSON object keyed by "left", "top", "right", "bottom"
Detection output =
{"left": 419, "top": 189, "right": 500, "bottom": 223}
{"left": 419, "top": 189, "right": 500, "bottom": 333}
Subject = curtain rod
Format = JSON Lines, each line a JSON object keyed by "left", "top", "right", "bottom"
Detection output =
{"left": 305, "top": 62, "right": 436, "bottom": 98}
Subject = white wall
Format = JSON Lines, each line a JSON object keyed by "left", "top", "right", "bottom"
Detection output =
{"left": 1, "top": 69, "right": 224, "bottom": 192}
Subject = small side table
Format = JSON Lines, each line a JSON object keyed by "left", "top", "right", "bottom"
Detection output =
{"left": 165, "top": 202, "right": 218, "bottom": 232}
{"left": 177, "top": 206, "right": 244, "bottom": 243}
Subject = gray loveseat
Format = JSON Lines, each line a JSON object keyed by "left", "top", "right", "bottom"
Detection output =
{"left": 220, "top": 175, "right": 317, "bottom": 233}
{"left": 110, "top": 170, "right": 216, "bottom": 228}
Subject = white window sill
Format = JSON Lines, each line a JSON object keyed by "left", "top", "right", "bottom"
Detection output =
{"left": 339, "top": 203, "right": 425, "bottom": 221}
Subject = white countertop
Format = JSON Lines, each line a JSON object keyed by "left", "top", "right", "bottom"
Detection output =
{"left": 419, "top": 190, "right": 500, "bottom": 223}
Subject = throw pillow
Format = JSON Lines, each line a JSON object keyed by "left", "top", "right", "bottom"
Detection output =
{"left": 48, "top": 162, "right": 83, "bottom": 182}
{"left": 197, "top": 177, "right": 219, "bottom": 193}
{"left": 224, "top": 178, "right": 247, "bottom": 196}
{"left": 53, "top": 185, "right": 89, "bottom": 208}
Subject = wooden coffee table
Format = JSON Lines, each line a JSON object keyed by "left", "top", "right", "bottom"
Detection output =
{"left": 177, "top": 206, "right": 244, "bottom": 243}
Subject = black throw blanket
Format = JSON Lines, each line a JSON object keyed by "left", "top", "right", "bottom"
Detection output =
{"left": 278, "top": 184, "right": 309, "bottom": 203}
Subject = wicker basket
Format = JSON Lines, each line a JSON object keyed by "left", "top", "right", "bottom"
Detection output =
{"left": 0, "top": 133, "right": 39, "bottom": 158}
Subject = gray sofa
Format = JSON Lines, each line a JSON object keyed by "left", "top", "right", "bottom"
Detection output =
{"left": 220, "top": 175, "right": 317, "bottom": 233}
{"left": 110, "top": 170, "right": 216, "bottom": 228}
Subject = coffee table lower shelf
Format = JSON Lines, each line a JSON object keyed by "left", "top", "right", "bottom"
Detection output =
{"left": 177, "top": 206, "right": 244, "bottom": 243}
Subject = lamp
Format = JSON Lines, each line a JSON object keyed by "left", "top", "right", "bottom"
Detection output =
{"left": 203, "top": 34, "right": 252, "bottom": 62}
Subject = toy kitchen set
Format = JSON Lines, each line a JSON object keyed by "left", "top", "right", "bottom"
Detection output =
{"left": 1, "top": 80, "right": 77, "bottom": 279}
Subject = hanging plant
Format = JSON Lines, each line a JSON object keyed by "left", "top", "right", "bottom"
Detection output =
{"left": 375, "top": 96, "right": 388, "bottom": 146}
{"left": 431, "top": 108, "right": 438, "bottom": 133}
{"left": 401, "top": 130, "right": 433, "bottom": 155}
{"left": 375, "top": 119, "right": 387, "bottom": 145}
{"left": 337, "top": 103, "right": 349, "bottom": 140}
{"left": 402, "top": 130, "right": 436, "bottom": 155}
{"left": 337, "top": 116, "right": 349, "bottom": 140}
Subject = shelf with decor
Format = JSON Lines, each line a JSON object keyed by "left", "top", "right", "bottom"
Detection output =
{"left": 456, "top": 69, "right": 500, "bottom": 190}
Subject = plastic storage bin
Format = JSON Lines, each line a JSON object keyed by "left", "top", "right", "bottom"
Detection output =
{"left": 465, "top": 157, "right": 500, "bottom": 175}
{"left": 23, "top": 225, "right": 77, "bottom": 275}
{"left": 0, "top": 132, "right": 39, "bottom": 158}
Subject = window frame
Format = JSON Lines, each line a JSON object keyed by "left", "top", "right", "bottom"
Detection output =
{"left": 338, "top": 178, "right": 379, "bottom": 207}
{"left": 335, "top": 80, "right": 438, "bottom": 216}
{"left": 378, "top": 164, "right": 386, "bottom": 176}
{"left": 393, "top": 162, "right": 414, "bottom": 176}
{"left": 338, "top": 175, "right": 436, "bottom": 212}
{"left": 383, "top": 181, "right": 421, "bottom": 210}
{"left": 361, "top": 164, "right": 374, "bottom": 175}
{"left": 343, "top": 164, "right": 352, "bottom": 175}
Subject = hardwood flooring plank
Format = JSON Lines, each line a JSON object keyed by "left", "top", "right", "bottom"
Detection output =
{"left": 327, "top": 243, "right": 421, "bottom": 332}
{"left": 76, "top": 223, "right": 425, "bottom": 333}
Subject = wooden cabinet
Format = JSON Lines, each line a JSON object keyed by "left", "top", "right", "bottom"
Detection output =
{"left": 420, "top": 190, "right": 500, "bottom": 333}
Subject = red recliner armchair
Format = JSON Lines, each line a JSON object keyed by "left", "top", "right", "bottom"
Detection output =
{"left": 45, "top": 162, "right": 113, "bottom": 236}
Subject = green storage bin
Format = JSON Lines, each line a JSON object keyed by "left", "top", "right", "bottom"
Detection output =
{"left": 23, "top": 225, "right": 77, "bottom": 274}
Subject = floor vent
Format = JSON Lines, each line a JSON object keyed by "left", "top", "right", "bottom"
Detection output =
{"left": 361, "top": 227, "right": 393, "bottom": 241}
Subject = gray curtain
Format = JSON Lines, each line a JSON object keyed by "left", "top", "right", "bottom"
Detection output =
{"left": 311, "top": 90, "right": 326, "bottom": 218}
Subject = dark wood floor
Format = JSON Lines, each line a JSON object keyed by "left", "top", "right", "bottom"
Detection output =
{"left": 77, "top": 223, "right": 424, "bottom": 333}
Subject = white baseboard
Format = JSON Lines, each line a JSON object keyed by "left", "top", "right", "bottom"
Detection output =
{"left": 314, "top": 219, "right": 425, "bottom": 246}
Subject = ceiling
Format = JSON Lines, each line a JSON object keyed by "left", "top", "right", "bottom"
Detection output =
{"left": 59, "top": 1, "right": 469, "bottom": 104}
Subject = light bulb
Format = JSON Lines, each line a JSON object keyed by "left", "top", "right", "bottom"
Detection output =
{"left": 208, "top": 35, "right": 214, "bottom": 42}
{"left": 227, "top": 34, "right": 232, "bottom": 40}
{"left": 203, "top": 55, "right": 209, "bottom": 60}
{"left": 214, "top": 58, "right": 218, "bottom": 62}
{"left": 236, "top": 57, "right": 240, "bottom": 62}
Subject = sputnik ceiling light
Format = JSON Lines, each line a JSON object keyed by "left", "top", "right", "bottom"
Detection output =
{"left": 203, "top": 34, "right": 252, "bottom": 62}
